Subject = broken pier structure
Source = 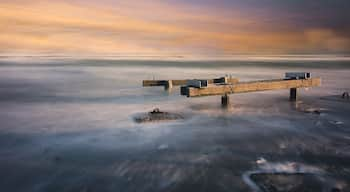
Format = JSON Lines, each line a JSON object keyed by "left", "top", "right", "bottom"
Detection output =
{"left": 180, "top": 73, "right": 321, "bottom": 108}
{"left": 142, "top": 72, "right": 321, "bottom": 108}
{"left": 143, "top": 77, "right": 239, "bottom": 91}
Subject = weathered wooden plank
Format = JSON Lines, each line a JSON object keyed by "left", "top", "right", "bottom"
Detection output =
{"left": 181, "top": 78, "right": 321, "bottom": 97}
{"left": 143, "top": 78, "right": 239, "bottom": 87}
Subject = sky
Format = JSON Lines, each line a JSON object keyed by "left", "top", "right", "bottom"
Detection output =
{"left": 0, "top": 0, "right": 349, "bottom": 57}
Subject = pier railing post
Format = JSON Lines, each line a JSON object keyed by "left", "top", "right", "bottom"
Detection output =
{"left": 290, "top": 88, "right": 298, "bottom": 101}
{"left": 164, "top": 80, "right": 173, "bottom": 91}
{"left": 221, "top": 94, "right": 230, "bottom": 108}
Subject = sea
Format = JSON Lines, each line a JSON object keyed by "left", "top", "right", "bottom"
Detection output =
{"left": 0, "top": 58, "right": 350, "bottom": 191}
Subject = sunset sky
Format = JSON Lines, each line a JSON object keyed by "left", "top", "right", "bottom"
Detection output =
{"left": 1, "top": 0, "right": 349, "bottom": 57}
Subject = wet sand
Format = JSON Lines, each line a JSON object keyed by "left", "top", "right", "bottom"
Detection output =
{"left": 0, "top": 60, "right": 349, "bottom": 191}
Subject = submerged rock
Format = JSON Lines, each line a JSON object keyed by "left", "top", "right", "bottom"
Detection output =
{"left": 292, "top": 102, "right": 326, "bottom": 115}
{"left": 243, "top": 160, "right": 341, "bottom": 192}
{"left": 250, "top": 173, "right": 326, "bottom": 192}
{"left": 329, "top": 120, "right": 344, "bottom": 125}
{"left": 134, "top": 108, "right": 184, "bottom": 123}
{"left": 304, "top": 108, "right": 322, "bottom": 115}
{"left": 342, "top": 92, "right": 349, "bottom": 100}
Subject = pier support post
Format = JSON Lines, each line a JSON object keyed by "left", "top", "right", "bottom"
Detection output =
{"left": 164, "top": 80, "right": 173, "bottom": 91}
{"left": 290, "top": 88, "right": 298, "bottom": 101}
{"left": 221, "top": 94, "right": 230, "bottom": 108}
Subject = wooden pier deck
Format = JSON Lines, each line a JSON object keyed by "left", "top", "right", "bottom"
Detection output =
{"left": 181, "top": 78, "right": 321, "bottom": 97}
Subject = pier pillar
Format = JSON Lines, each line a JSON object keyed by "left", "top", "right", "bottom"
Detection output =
{"left": 164, "top": 80, "right": 173, "bottom": 91}
{"left": 221, "top": 94, "right": 230, "bottom": 108}
{"left": 290, "top": 88, "right": 298, "bottom": 101}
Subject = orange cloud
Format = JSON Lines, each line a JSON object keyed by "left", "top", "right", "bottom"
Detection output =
{"left": 0, "top": 0, "right": 349, "bottom": 56}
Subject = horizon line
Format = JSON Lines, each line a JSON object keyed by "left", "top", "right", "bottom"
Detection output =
{"left": 1, "top": 54, "right": 350, "bottom": 62}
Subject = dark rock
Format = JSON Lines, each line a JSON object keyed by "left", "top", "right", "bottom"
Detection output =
{"left": 250, "top": 173, "right": 328, "bottom": 192}
{"left": 304, "top": 108, "right": 322, "bottom": 115}
{"left": 134, "top": 108, "right": 184, "bottom": 123}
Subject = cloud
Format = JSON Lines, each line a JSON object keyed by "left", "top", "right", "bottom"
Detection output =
{"left": 0, "top": 0, "right": 349, "bottom": 56}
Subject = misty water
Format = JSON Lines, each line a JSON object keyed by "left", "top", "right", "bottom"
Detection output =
{"left": 0, "top": 59, "right": 350, "bottom": 191}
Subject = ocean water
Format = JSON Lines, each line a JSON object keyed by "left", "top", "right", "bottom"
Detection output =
{"left": 0, "top": 59, "right": 350, "bottom": 191}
